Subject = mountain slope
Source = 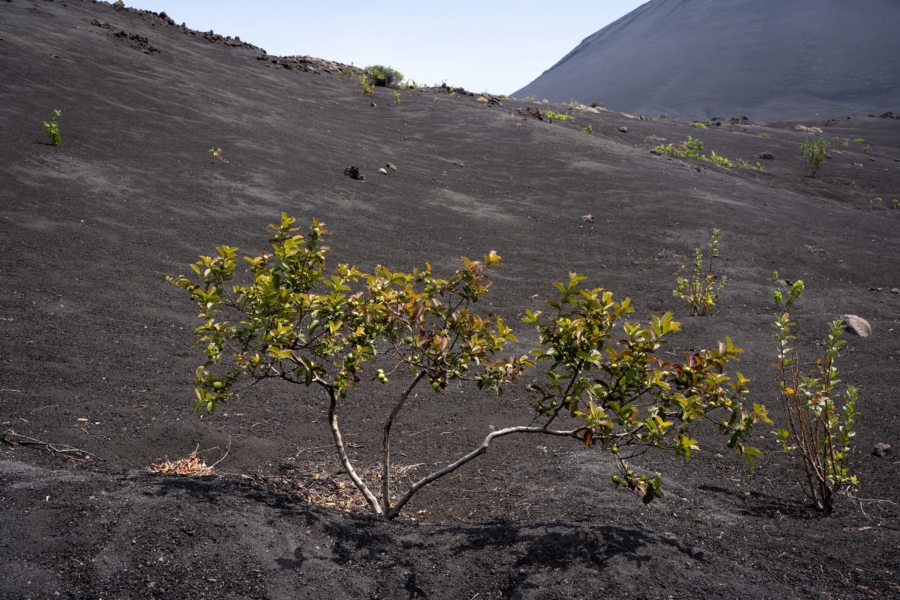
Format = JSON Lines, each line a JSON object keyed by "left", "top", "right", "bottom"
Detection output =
{"left": 514, "top": 0, "right": 900, "bottom": 121}
{"left": 1, "top": 1, "right": 899, "bottom": 598}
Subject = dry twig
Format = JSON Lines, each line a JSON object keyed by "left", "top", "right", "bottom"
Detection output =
{"left": 1, "top": 429, "right": 98, "bottom": 463}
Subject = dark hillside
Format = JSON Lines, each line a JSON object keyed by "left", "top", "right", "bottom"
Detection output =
{"left": 1, "top": 1, "right": 898, "bottom": 598}
{"left": 514, "top": 0, "right": 900, "bottom": 122}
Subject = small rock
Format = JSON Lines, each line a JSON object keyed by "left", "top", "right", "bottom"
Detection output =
{"left": 872, "top": 443, "right": 892, "bottom": 458}
{"left": 891, "top": 288, "right": 899, "bottom": 294}
{"left": 385, "top": 162, "right": 397, "bottom": 171}
{"left": 582, "top": 214, "right": 595, "bottom": 223}
{"left": 840, "top": 314, "right": 871, "bottom": 337}
{"left": 476, "top": 96, "right": 489, "bottom": 103}
{"left": 370, "top": 103, "right": 377, "bottom": 108}
{"left": 869, "top": 287, "right": 884, "bottom": 292}
{"left": 378, "top": 167, "right": 388, "bottom": 175}
{"left": 343, "top": 164, "right": 367, "bottom": 181}
{"left": 113, "top": 0, "right": 124, "bottom": 9}
{"left": 619, "top": 126, "right": 629, "bottom": 133}
{"left": 757, "top": 152, "right": 775, "bottom": 160}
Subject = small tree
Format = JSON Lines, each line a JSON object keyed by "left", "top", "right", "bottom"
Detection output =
{"left": 772, "top": 276, "right": 858, "bottom": 513}
{"left": 170, "top": 215, "right": 768, "bottom": 519}
{"left": 673, "top": 228, "right": 727, "bottom": 316}
{"left": 799, "top": 138, "right": 829, "bottom": 176}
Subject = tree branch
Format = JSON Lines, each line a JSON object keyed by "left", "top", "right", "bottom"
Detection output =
{"left": 326, "top": 388, "right": 382, "bottom": 515}
{"left": 382, "top": 371, "right": 426, "bottom": 510}
{"left": 385, "top": 424, "right": 584, "bottom": 520}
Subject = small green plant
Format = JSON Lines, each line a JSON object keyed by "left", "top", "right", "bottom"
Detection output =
{"left": 772, "top": 276, "right": 858, "bottom": 513}
{"left": 707, "top": 151, "right": 733, "bottom": 168}
{"left": 673, "top": 228, "right": 726, "bottom": 315}
{"left": 362, "top": 65, "right": 404, "bottom": 88}
{"left": 851, "top": 138, "right": 865, "bottom": 144}
{"left": 543, "top": 110, "right": 572, "bottom": 122}
{"left": 862, "top": 144, "right": 871, "bottom": 155}
{"left": 208, "top": 147, "right": 229, "bottom": 165}
{"left": 654, "top": 137, "right": 741, "bottom": 169}
{"left": 690, "top": 121, "right": 708, "bottom": 129}
{"left": 891, "top": 198, "right": 899, "bottom": 210}
{"left": 170, "top": 215, "right": 766, "bottom": 519}
{"left": 581, "top": 125, "right": 593, "bottom": 135}
{"left": 525, "top": 95, "right": 536, "bottom": 102}
{"left": 43, "top": 109, "right": 61, "bottom": 146}
{"left": 392, "top": 91, "right": 402, "bottom": 105}
{"left": 799, "top": 138, "right": 829, "bottom": 176}
{"left": 359, "top": 75, "right": 375, "bottom": 95}
{"left": 754, "top": 162, "right": 766, "bottom": 172}
{"left": 448, "top": 89, "right": 457, "bottom": 98}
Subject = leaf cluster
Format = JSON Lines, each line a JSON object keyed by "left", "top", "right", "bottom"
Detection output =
{"left": 43, "top": 109, "right": 61, "bottom": 146}
{"left": 799, "top": 138, "right": 829, "bottom": 176}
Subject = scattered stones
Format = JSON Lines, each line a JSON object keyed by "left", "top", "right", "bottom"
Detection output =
{"left": 872, "top": 443, "right": 892, "bottom": 458}
{"left": 619, "top": 126, "right": 629, "bottom": 133}
{"left": 757, "top": 152, "right": 775, "bottom": 160}
{"left": 517, "top": 107, "right": 545, "bottom": 121}
{"left": 112, "top": 30, "right": 160, "bottom": 54}
{"left": 582, "top": 214, "right": 595, "bottom": 223}
{"left": 385, "top": 162, "right": 397, "bottom": 172}
{"left": 343, "top": 165, "right": 366, "bottom": 182}
{"left": 840, "top": 314, "right": 871, "bottom": 337}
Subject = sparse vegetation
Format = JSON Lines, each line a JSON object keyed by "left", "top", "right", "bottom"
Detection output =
{"left": 690, "top": 121, "right": 708, "bottom": 129}
{"left": 754, "top": 162, "right": 766, "bottom": 172}
{"left": 673, "top": 228, "right": 726, "bottom": 316}
{"left": 43, "top": 109, "right": 61, "bottom": 146}
{"left": 653, "top": 136, "right": 739, "bottom": 168}
{"left": 392, "top": 91, "right": 402, "bottom": 105}
{"left": 581, "top": 125, "right": 593, "bottom": 135}
{"left": 170, "top": 215, "right": 766, "bottom": 520}
{"left": 543, "top": 110, "right": 573, "bottom": 122}
{"left": 772, "top": 276, "right": 858, "bottom": 513}
{"left": 799, "top": 138, "right": 829, "bottom": 176}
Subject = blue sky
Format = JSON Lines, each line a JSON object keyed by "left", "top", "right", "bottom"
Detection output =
{"left": 125, "top": 1, "right": 647, "bottom": 94}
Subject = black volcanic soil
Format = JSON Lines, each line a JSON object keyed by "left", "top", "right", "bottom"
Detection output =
{"left": 1, "top": 2, "right": 899, "bottom": 599}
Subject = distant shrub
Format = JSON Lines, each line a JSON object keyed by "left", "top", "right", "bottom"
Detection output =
{"left": 654, "top": 137, "right": 742, "bottom": 169}
{"left": 690, "top": 121, "right": 708, "bottom": 129}
{"left": 43, "top": 109, "right": 61, "bottom": 146}
{"left": 581, "top": 125, "right": 593, "bottom": 135}
{"left": 543, "top": 110, "right": 572, "bottom": 122}
{"left": 673, "top": 228, "right": 726, "bottom": 316}
{"left": 392, "top": 91, "right": 402, "bottom": 105}
{"left": 170, "top": 215, "right": 766, "bottom": 520}
{"left": 363, "top": 65, "right": 404, "bottom": 88}
{"left": 799, "top": 138, "right": 829, "bottom": 176}
{"left": 771, "top": 276, "right": 858, "bottom": 513}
